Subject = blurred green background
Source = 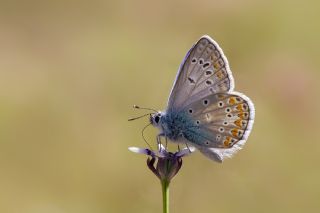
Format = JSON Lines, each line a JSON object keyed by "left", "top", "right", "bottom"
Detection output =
{"left": 0, "top": 0, "right": 320, "bottom": 212}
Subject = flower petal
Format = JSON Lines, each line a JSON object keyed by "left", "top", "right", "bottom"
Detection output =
{"left": 128, "top": 147, "right": 154, "bottom": 156}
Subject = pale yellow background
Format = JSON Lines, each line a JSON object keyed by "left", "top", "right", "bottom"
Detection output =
{"left": 0, "top": 0, "right": 319, "bottom": 212}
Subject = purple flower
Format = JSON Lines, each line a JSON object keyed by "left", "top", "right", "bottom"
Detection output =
{"left": 129, "top": 145, "right": 195, "bottom": 182}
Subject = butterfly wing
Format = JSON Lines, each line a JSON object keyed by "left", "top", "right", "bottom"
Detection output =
{"left": 168, "top": 35, "right": 234, "bottom": 111}
{"left": 181, "top": 92, "right": 255, "bottom": 162}
{"left": 166, "top": 35, "right": 254, "bottom": 162}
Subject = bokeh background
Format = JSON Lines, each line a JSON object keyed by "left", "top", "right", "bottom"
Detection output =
{"left": 1, "top": 0, "right": 320, "bottom": 212}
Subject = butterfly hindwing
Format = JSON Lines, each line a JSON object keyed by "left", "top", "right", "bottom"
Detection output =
{"left": 168, "top": 35, "right": 234, "bottom": 111}
{"left": 182, "top": 92, "right": 255, "bottom": 162}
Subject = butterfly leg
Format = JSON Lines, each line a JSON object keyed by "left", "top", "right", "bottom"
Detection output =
{"left": 185, "top": 143, "right": 192, "bottom": 153}
{"left": 165, "top": 136, "right": 168, "bottom": 149}
{"left": 156, "top": 134, "right": 163, "bottom": 151}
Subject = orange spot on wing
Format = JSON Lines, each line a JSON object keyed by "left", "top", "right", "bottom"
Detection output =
{"left": 216, "top": 71, "right": 223, "bottom": 79}
{"left": 236, "top": 104, "right": 245, "bottom": 111}
{"left": 231, "top": 129, "right": 239, "bottom": 137}
{"left": 228, "top": 97, "right": 236, "bottom": 105}
{"left": 223, "top": 136, "right": 231, "bottom": 147}
{"left": 234, "top": 119, "right": 242, "bottom": 127}
{"left": 238, "top": 112, "right": 248, "bottom": 119}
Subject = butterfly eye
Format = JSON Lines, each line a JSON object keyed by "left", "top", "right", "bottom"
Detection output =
{"left": 154, "top": 115, "right": 160, "bottom": 123}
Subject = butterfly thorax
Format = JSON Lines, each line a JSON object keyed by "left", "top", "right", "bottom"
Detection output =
{"left": 152, "top": 110, "right": 198, "bottom": 142}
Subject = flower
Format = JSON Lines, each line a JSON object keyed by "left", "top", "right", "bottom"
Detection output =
{"left": 129, "top": 144, "right": 195, "bottom": 182}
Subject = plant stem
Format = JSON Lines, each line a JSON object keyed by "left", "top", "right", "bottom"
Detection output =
{"left": 161, "top": 179, "right": 170, "bottom": 213}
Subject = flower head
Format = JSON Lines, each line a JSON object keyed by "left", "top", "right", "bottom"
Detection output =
{"left": 129, "top": 144, "right": 195, "bottom": 182}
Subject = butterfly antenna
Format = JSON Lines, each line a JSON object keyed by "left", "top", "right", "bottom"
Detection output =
{"left": 128, "top": 113, "right": 151, "bottom": 121}
{"left": 133, "top": 105, "right": 158, "bottom": 113}
{"left": 142, "top": 122, "right": 153, "bottom": 150}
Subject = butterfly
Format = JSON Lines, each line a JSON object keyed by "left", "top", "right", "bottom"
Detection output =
{"left": 149, "top": 35, "right": 255, "bottom": 162}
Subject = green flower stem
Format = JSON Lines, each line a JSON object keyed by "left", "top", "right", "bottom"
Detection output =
{"left": 161, "top": 179, "right": 170, "bottom": 213}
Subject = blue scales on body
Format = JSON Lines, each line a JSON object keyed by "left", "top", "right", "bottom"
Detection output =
{"left": 158, "top": 110, "right": 212, "bottom": 146}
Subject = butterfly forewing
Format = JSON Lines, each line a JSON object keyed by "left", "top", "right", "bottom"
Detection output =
{"left": 168, "top": 35, "right": 234, "bottom": 111}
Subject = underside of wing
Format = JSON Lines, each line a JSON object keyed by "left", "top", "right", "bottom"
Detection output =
{"left": 168, "top": 35, "right": 234, "bottom": 111}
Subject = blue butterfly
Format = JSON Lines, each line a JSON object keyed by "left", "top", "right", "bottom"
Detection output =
{"left": 149, "top": 35, "right": 255, "bottom": 162}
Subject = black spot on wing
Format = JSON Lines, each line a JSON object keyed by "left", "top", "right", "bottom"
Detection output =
{"left": 188, "top": 77, "right": 195, "bottom": 84}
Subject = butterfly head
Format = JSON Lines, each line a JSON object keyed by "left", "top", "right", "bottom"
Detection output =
{"left": 150, "top": 112, "right": 163, "bottom": 127}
